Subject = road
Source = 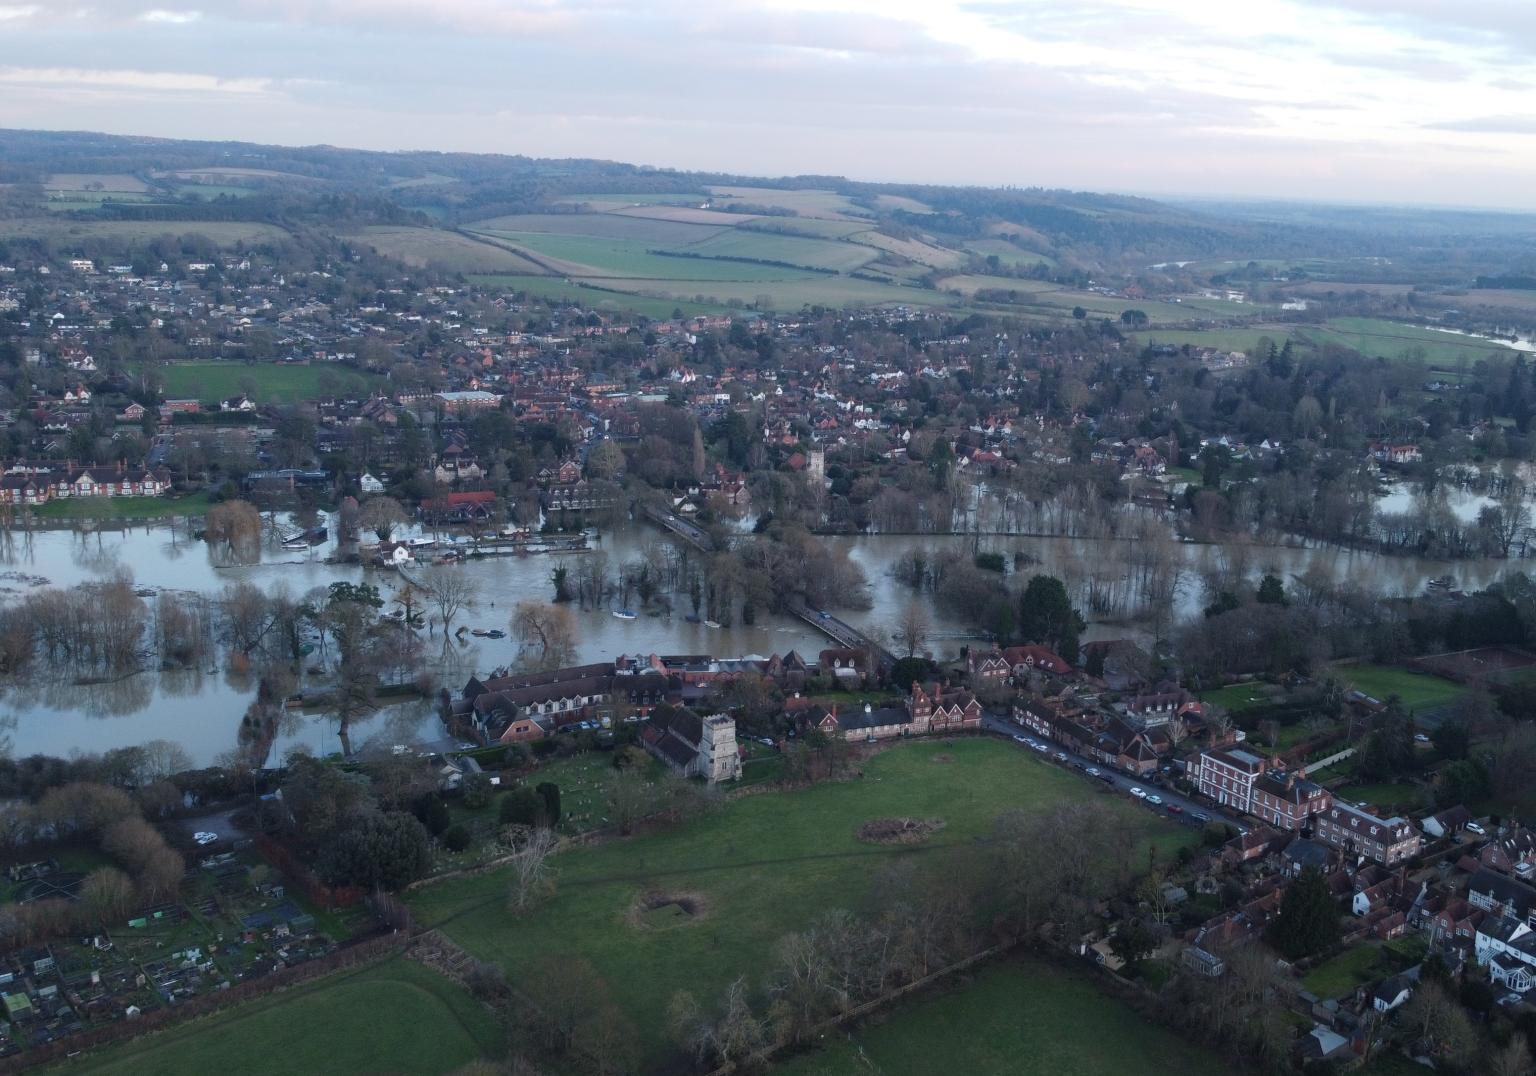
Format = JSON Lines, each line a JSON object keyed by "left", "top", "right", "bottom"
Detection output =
{"left": 980, "top": 710, "right": 1251, "bottom": 835}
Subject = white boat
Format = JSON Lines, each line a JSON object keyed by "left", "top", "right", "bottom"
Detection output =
{"left": 703, "top": 619, "right": 721, "bottom": 629}
{"left": 282, "top": 540, "right": 308, "bottom": 551}
{"left": 612, "top": 609, "right": 638, "bottom": 620}
{"left": 408, "top": 537, "right": 436, "bottom": 549}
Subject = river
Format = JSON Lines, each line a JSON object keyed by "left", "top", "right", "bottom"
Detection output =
{"left": 0, "top": 514, "right": 1523, "bottom": 765}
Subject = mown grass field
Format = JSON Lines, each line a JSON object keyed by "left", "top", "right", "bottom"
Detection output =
{"left": 963, "top": 237, "right": 1057, "bottom": 267}
{"left": 408, "top": 738, "right": 1191, "bottom": 1069}
{"left": 343, "top": 226, "right": 544, "bottom": 273}
{"left": 469, "top": 230, "right": 822, "bottom": 281}
{"left": 776, "top": 957, "right": 1233, "bottom": 1076}
{"left": 1336, "top": 663, "right": 1464, "bottom": 711}
{"left": 64, "top": 955, "right": 500, "bottom": 1076}
{"left": 33, "top": 492, "right": 212, "bottom": 521}
{"left": 154, "top": 361, "right": 382, "bottom": 403}
{"left": 1301, "top": 937, "right": 1424, "bottom": 1000}
{"left": 706, "top": 185, "right": 873, "bottom": 218}
{"left": 470, "top": 212, "right": 726, "bottom": 245}
{"left": 1334, "top": 781, "right": 1426, "bottom": 814}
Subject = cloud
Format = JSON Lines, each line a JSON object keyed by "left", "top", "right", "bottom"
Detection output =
{"left": 0, "top": 67, "right": 273, "bottom": 94}
{"left": 140, "top": 9, "right": 202, "bottom": 23}
{"left": 1425, "top": 115, "right": 1536, "bottom": 135}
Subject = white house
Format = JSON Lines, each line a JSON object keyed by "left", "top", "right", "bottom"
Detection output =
{"left": 359, "top": 473, "right": 385, "bottom": 494}
{"left": 1476, "top": 917, "right": 1536, "bottom": 995}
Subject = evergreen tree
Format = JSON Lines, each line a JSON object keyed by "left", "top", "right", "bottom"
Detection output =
{"left": 1256, "top": 574, "right": 1287, "bottom": 606}
{"left": 1017, "top": 575, "right": 1085, "bottom": 663}
{"left": 1266, "top": 865, "right": 1340, "bottom": 959}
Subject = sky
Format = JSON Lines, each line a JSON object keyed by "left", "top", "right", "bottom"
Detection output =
{"left": 1, "top": 0, "right": 1535, "bottom": 207}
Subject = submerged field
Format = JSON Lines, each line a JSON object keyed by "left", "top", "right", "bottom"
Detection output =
{"left": 776, "top": 957, "right": 1233, "bottom": 1076}
{"left": 409, "top": 738, "right": 1190, "bottom": 1068}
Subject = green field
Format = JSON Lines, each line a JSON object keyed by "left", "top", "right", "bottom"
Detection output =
{"left": 963, "top": 238, "right": 1057, "bottom": 268}
{"left": 153, "top": 361, "right": 382, "bottom": 404}
{"left": 469, "top": 230, "right": 825, "bottom": 282}
{"left": 602, "top": 275, "right": 940, "bottom": 310}
{"left": 681, "top": 229, "right": 879, "bottom": 272}
{"left": 1336, "top": 663, "right": 1464, "bottom": 712}
{"left": 469, "top": 275, "right": 728, "bottom": 318}
{"left": 937, "top": 274, "right": 1060, "bottom": 297}
{"left": 66, "top": 955, "right": 500, "bottom": 1076}
{"left": 33, "top": 491, "right": 211, "bottom": 521}
{"left": 1300, "top": 317, "right": 1519, "bottom": 363}
{"left": 740, "top": 217, "right": 873, "bottom": 239}
{"left": 409, "top": 738, "right": 1190, "bottom": 1069}
{"left": 1133, "top": 328, "right": 1291, "bottom": 353}
{"left": 0, "top": 218, "right": 292, "bottom": 247}
{"left": 470, "top": 212, "right": 726, "bottom": 245}
{"left": 706, "top": 185, "right": 871, "bottom": 219}
{"left": 777, "top": 957, "right": 1232, "bottom": 1076}
{"left": 343, "top": 226, "right": 544, "bottom": 273}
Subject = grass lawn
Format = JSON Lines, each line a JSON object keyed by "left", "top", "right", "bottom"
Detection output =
{"left": 1335, "top": 782, "right": 1426, "bottom": 814}
{"left": 1302, "top": 944, "right": 1384, "bottom": 999}
{"left": 776, "top": 957, "right": 1233, "bottom": 1076}
{"left": 409, "top": 738, "right": 1191, "bottom": 1069}
{"left": 1335, "top": 663, "right": 1464, "bottom": 712}
{"left": 152, "top": 361, "right": 382, "bottom": 404}
{"left": 33, "top": 491, "right": 212, "bottom": 521}
{"left": 65, "top": 955, "right": 500, "bottom": 1075}
{"left": 1201, "top": 683, "right": 1280, "bottom": 713}
{"left": 342, "top": 226, "right": 545, "bottom": 273}
{"left": 1302, "top": 937, "right": 1425, "bottom": 1001}
{"left": 1132, "top": 328, "right": 1291, "bottom": 353}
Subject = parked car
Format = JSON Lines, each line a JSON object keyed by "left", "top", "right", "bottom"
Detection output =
{"left": 193, "top": 831, "right": 218, "bottom": 846}
{"left": 1414, "top": 733, "right": 1431, "bottom": 743}
{"left": 1498, "top": 993, "right": 1525, "bottom": 1008}
{"left": 1146, "top": 794, "right": 1164, "bottom": 806}
{"left": 1166, "top": 804, "right": 1183, "bottom": 814}
{"left": 1097, "top": 772, "right": 1115, "bottom": 784}
{"left": 1032, "top": 743, "right": 1049, "bottom": 753}
{"left": 1055, "top": 751, "right": 1070, "bottom": 762}
{"left": 1129, "top": 787, "right": 1146, "bottom": 799}
{"left": 1466, "top": 821, "right": 1487, "bottom": 836}
{"left": 1013, "top": 735, "right": 1029, "bottom": 744}
{"left": 1190, "top": 811, "right": 1212, "bottom": 823}
{"left": 1085, "top": 767, "right": 1101, "bottom": 777}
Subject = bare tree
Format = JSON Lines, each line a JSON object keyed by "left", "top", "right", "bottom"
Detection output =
{"left": 1487, "top": 1033, "right": 1534, "bottom": 1076}
{"left": 510, "top": 601, "right": 578, "bottom": 671}
{"left": 507, "top": 826, "right": 558, "bottom": 912}
{"left": 204, "top": 500, "right": 263, "bottom": 564}
{"left": 359, "top": 496, "right": 409, "bottom": 542}
{"left": 896, "top": 599, "right": 931, "bottom": 659}
{"left": 418, "top": 563, "right": 476, "bottom": 636}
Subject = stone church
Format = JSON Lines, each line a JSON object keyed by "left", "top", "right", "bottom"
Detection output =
{"left": 640, "top": 708, "right": 742, "bottom": 783}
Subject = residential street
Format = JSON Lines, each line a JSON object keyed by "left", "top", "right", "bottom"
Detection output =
{"left": 980, "top": 710, "right": 1251, "bottom": 835}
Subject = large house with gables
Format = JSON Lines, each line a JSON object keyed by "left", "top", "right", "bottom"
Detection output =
{"left": 0, "top": 461, "right": 172, "bottom": 505}
{"left": 797, "top": 682, "right": 981, "bottom": 742}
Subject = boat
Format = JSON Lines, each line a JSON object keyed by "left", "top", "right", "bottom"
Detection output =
{"left": 703, "top": 619, "right": 721, "bottom": 629}
{"left": 684, "top": 614, "right": 701, "bottom": 624}
{"left": 470, "top": 628, "right": 491, "bottom": 637}
{"left": 482, "top": 628, "right": 506, "bottom": 639}
{"left": 280, "top": 531, "right": 304, "bottom": 545}
{"left": 612, "top": 609, "right": 638, "bottom": 620}
{"left": 282, "top": 540, "right": 308, "bottom": 551}
{"left": 408, "top": 537, "right": 436, "bottom": 549}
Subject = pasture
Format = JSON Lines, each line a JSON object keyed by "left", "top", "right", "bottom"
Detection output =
{"left": 45, "top": 173, "right": 151, "bottom": 193}
{"left": 342, "top": 226, "right": 545, "bottom": 273}
{"left": 469, "top": 274, "right": 727, "bottom": 318}
{"left": 468, "top": 230, "right": 820, "bottom": 281}
{"left": 34, "top": 492, "right": 212, "bottom": 522}
{"left": 681, "top": 229, "right": 879, "bottom": 272}
{"left": 706, "top": 185, "right": 871, "bottom": 219}
{"left": 468, "top": 212, "right": 727, "bottom": 245}
{"left": 408, "top": 738, "right": 1190, "bottom": 1069}
{"left": 0, "top": 217, "right": 292, "bottom": 247}
{"left": 776, "top": 957, "right": 1233, "bottom": 1076}
{"left": 1301, "top": 317, "right": 1519, "bottom": 363}
{"left": 964, "top": 237, "right": 1057, "bottom": 267}
{"left": 152, "top": 361, "right": 381, "bottom": 404}
{"left": 64, "top": 956, "right": 500, "bottom": 1076}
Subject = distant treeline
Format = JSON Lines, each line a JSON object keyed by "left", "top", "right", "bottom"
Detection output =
{"left": 1475, "top": 274, "right": 1536, "bottom": 290}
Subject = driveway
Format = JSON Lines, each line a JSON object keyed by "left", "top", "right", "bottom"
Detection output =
{"left": 981, "top": 710, "right": 1250, "bottom": 834}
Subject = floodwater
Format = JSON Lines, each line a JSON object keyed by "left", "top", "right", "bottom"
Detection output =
{"left": 0, "top": 513, "right": 1521, "bottom": 765}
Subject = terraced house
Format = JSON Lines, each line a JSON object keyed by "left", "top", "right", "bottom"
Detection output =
{"left": 1189, "top": 747, "right": 1332, "bottom": 830}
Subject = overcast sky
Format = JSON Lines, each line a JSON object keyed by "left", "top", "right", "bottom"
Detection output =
{"left": 2, "top": 0, "right": 1534, "bottom": 207}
